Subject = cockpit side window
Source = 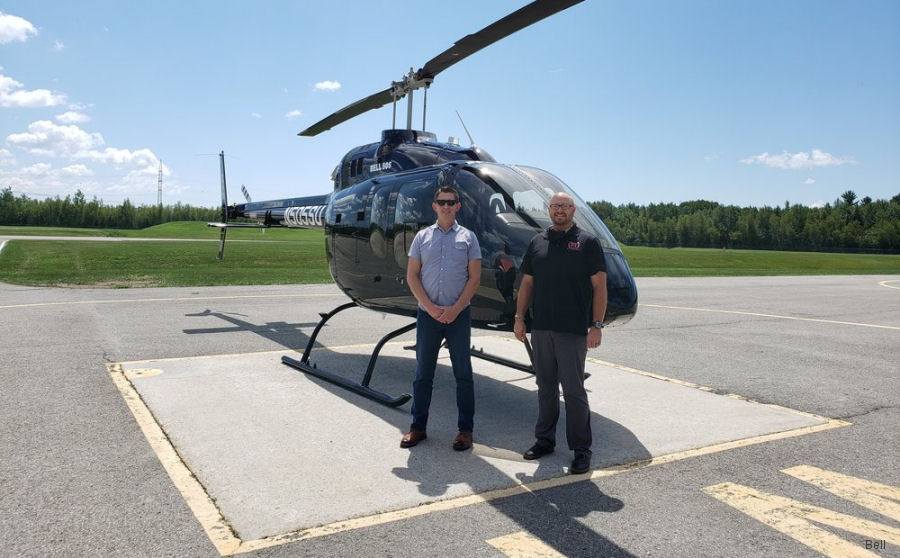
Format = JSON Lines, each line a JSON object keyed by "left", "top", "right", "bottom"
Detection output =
{"left": 393, "top": 176, "right": 437, "bottom": 268}
{"left": 513, "top": 165, "right": 620, "bottom": 251}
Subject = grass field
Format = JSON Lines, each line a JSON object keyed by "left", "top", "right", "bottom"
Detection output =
{"left": 1, "top": 223, "right": 897, "bottom": 287}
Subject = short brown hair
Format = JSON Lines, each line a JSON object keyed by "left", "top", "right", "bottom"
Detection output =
{"left": 433, "top": 186, "right": 459, "bottom": 201}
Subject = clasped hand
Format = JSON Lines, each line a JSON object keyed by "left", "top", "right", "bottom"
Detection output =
{"left": 429, "top": 305, "right": 460, "bottom": 324}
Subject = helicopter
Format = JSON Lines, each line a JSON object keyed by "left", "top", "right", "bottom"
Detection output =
{"left": 209, "top": 0, "right": 638, "bottom": 407}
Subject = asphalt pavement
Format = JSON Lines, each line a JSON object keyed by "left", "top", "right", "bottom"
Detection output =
{"left": 1, "top": 275, "right": 898, "bottom": 557}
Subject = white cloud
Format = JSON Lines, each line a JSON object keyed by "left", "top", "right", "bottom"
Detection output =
{"left": 284, "top": 109, "right": 302, "bottom": 119}
{"left": 804, "top": 177, "right": 815, "bottom": 185}
{"left": 314, "top": 80, "right": 341, "bottom": 91}
{"left": 56, "top": 111, "right": 90, "bottom": 124}
{"left": 250, "top": 112, "right": 261, "bottom": 118}
{"left": 6, "top": 120, "right": 103, "bottom": 156}
{"left": 0, "top": 12, "right": 37, "bottom": 43}
{"left": 76, "top": 147, "right": 159, "bottom": 170}
{"left": 16, "top": 162, "right": 53, "bottom": 176}
{"left": 0, "top": 162, "right": 106, "bottom": 199}
{"left": 740, "top": 149, "right": 853, "bottom": 170}
{"left": 3, "top": 118, "right": 167, "bottom": 202}
{"left": 0, "top": 147, "right": 15, "bottom": 166}
{"left": 59, "top": 164, "right": 93, "bottom": 176}
{"left": 810, "top": 200, "right": 827, "bottom": 208}
{"left": 0, "top": 72, "right": 68, "bottom": 107}
{"left": 53, "top": 40, "right": 66, "bottom": 51}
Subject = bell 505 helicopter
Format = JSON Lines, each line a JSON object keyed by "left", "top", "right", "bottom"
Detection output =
{"left": 209, "top": 0, "right": 638, "bottom": 406}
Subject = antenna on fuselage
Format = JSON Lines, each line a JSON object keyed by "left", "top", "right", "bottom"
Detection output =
{"left": 456, "top": 110, "right": 477, "bottom": 147}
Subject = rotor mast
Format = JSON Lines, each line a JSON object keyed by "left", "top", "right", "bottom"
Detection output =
{"left": 391, "top": 68, "right": 433, "bottom": 131}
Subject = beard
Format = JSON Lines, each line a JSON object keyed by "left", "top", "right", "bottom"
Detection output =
{"left": 551, "top": 213, "right": 572, "bottom": 227}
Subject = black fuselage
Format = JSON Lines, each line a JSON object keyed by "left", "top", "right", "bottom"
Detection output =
{"left": 231, "top": 130, "right": 638, "bottom": 330}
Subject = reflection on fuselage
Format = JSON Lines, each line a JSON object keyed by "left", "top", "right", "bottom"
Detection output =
{"left": 323, "top": 161, "right": 638, "bottom": 331}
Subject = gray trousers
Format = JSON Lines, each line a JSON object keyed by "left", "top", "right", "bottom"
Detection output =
{"left": 530, "top": 330, "right": 592, "bottom": 454}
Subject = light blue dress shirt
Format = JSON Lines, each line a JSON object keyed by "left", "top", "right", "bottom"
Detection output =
{"left": 408, "top": 221, "right": 482, "bottom": 308}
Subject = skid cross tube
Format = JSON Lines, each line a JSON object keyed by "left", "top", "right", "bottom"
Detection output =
{"left": 282, "top": 302, "right": 413, "bottom": 407}
{"left": 469, "top": 336, "right": 590, "bottom": 379}
{"left": 469, "top": 337, "right": 535, "bottom": 373}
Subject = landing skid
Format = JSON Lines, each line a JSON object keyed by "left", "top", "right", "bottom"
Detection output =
{"left": 283, "top": 302, "right": 547, "bottom": 407}
{"left": 282, "top": 302, "right": 414, "bottom": 407}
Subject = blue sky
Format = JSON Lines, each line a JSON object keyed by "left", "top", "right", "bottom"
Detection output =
{"left": 1, "top": 0, "right": 898, "bottom": 209}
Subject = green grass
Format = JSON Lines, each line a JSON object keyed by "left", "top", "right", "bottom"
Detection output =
{"left": 620, "top": 245, "right": 900, "bottom": 276}
{"left": 0, "top": 222, "right": 306, "bottom": 240}
{"left": 0, "top": 223, "right": 329, "bottom": 287}
{"left": 1, "top": 223, "right": 898, "bottom": 287}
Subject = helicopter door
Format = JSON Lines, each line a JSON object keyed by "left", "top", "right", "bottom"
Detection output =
{"left": 392, "top": 177, "right": 438, "bottom": 271}
{"left": 369, "top": 183, "right": 396, "bottom": 261}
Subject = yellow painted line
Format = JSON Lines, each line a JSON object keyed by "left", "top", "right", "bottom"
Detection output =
{"left": 783, "top": 465, "right": 900, "bottom": 521}
{"left": 703, "top": 479, "right": 900, "bottom": 558}
{"left": 486, "top": 531, "right": 567, "bottom": 557}
{"left": 587, "top": 356, "right": 848, "bottom": 424}
{"left": 588, "top": 357, "right": 716, "bottom": 392}
{"left": 879, "top": 279, "right": 900, "bottom": 290}
{"left": 0, "top": 292, "right": 335, "bottom": 310}
{"left": 109, "top": 346, "right": 850, "bottom": 556}
{"left": 231, "top": 419, "right": 849, "bottom": 555}
{"left": 642, "top": 303, "right": 900, "bottom": 331}
{"left": 106, "top": 363, "right": 242, "bottom": 556}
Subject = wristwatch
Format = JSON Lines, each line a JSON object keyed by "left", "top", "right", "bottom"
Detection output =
{"left": 592, "top": 321, "right": 604, "bottom": 329}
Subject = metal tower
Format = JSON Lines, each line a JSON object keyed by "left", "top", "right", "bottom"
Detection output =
{"left": 157, "top": 160, "right": 163, "bottom": 206}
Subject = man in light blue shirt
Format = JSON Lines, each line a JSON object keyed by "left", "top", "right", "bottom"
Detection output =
{"left": 402, "top": 186, "right": 482, "bottom": 451}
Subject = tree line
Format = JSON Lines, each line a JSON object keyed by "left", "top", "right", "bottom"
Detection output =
{"left": 589, "top": 191, "right": 900, "bottom": 252}
{"left": 2, "top": 186, "right": 899, "bottom": 252}
{"left": 0, "top": 188, "right": 219, "bottom": 229}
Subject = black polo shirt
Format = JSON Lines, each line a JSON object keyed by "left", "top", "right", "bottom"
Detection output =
{"left": 520, "top": 224, "right": 606, "bottom": 335}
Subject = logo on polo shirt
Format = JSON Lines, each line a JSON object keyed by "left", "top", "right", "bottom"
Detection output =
{"left": 567, "top": 241, "right": 581, "bottom": 251}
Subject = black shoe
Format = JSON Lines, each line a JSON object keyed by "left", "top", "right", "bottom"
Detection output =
{"left": 570, "top": 452, "right": 591, "bottom": 474}
{"left": 523, "top": 443, "right": 554, "bottom": 460}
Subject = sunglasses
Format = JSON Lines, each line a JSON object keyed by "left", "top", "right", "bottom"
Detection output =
{"left": 434, "top": 199, "right": 459, "bottom": 206}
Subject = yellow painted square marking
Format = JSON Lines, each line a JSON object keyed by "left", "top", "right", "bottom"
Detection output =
{"left": 486, "top": 531, "right": 566, "bottom": 557}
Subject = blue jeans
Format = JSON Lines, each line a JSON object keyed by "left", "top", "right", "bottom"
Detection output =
{"left": 410, "top": 306, "right": 475, "bottom": 432}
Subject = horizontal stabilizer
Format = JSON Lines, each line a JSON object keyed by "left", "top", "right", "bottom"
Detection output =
{"left": 206, "top": 222, "right": 271, "bottom": 229}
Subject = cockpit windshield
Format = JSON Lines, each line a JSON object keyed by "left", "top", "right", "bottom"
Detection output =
{"left": 453, "top": 163, "right": 620, "bottom": 252}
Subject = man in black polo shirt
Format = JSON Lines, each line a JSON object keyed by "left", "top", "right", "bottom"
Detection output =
{"left": 513, "top": 191, "right": 608, "bottom": 475}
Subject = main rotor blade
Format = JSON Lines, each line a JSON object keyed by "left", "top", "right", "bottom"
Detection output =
{"left": 417, "top": 0, "right": 584, "bottom": 80}
{"left": 298, "top": 0, "right": 584, "bottom": 137}
{"left": 299, "top": 87, "right": 395, "bottom": 137}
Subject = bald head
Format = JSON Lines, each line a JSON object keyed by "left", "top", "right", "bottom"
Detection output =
{"left": 549, "top": 192, "right": 574, "bottom": 206}
{"left": 547, "top": 192, "right": 576, "bottom": 230}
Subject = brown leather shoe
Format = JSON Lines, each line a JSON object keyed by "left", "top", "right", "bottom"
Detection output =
{"left": 400, "top": 430, "right": 427, "bottom": 448}
{"left": 452, "top": 431, "right": 473, "bottom": 451}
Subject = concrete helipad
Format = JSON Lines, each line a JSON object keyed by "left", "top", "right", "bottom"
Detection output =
{"left": 109, "top": 334, "right": 844, "bottom": 554}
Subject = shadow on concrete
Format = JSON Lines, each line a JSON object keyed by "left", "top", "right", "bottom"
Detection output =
{"left": 178, "top": 305, "right": 648, "bottom": 556}
{"left": 183, "top": 309, "right": 319, "bottom": 350}
{"left": 300, "top": 344, "right": 648, "bottom": 557}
